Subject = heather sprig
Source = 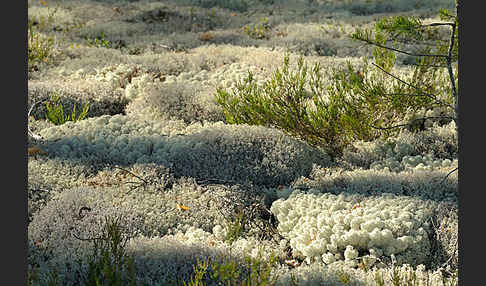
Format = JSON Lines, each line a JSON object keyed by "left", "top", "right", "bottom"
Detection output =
{"left": 45, "top": 94, "right": 89, "bottom": 125}
{"left": 81, "top": 215, "right": 137, "bottom": 286}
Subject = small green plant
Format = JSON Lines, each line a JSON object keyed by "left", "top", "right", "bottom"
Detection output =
{"left": 358, "top": 257, "right": 371, "bottom": 273}
{"left": 28, "top": 20, "right": 55, "bottom": 71}
{"left": 443, "top": 269, "right": 458, "bottom": 286}
{"left": 27, "top": 267, "right": 61, "bottom": 286}
{"left": 209, "top": 8, "right": 216, "bottom": 18}
{"left": 243, "top": 251, "right": 278, "bottom": 286}
{"left": 82, "top": 215, "right": 136, "bottom": 286}
{"left": 27, "top": 5, "right": 58, "bottom": 71}
{"left": 371, "top": 265, "right": 458, "bottom": 286}
{"left": 27, "top": 266, "right": 38, "bottom": 286}
{"left": 288, "top": 273, "right": 299, "bottom": 286}
{"left": 183, "top": 257, "right": 212, "bottom": 286}
{"left": 87, "top": 32, "right": 111, "bottom": 49}
{"left": 46, "top": 269, "right": 59, "bottom": 286}
{"left": 337, "top": 268, "right": 351, "bottom": 285}
{"left": 243, "top": 18, "right": 269, "bottom": 39}
{"left": 390, "top": 265, "right": 401, "bottom": 286}
{"left": 184, "top": 251, "right": 278, "bottom": 286}
{"left": 209, "top": 254, "right": 242, "bottom": 285}
{"left": 405, "top": 267, "right": 418, "bottom": 286}
{"left": 182, "top": 253, "right": 242, "bottom": 286}
{"left": 374, "top": 271, "right": 386, "bottom": 286}
{"left": 45, "top": 94, "right": 90, "bottom": 125}
{"left": 224, "top": 207, "right": 247, "bottom": 245}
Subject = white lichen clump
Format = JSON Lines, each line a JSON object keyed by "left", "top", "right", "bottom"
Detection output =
{"left": 343, "top": 121, "right": 457, "bottom": 172}
{"left": 176, "top": 225, "right": 283, "bottom": 262}
{"left": 124, "top": 73, "right": 156, "bottom": 100}
{"left": 270, "top": 191, "right": 435, "bottom": 267}
{"left": 92, "top": 64, "right": 139, "bottom": 88}
{"left": 164, "top": 62, "right": 268, "bottom": 90}
{"left": 370, "top": 154, "right": 458, "bottom": 172}
{"left": 38, "top": 114, "right": 329, "bottom": 186}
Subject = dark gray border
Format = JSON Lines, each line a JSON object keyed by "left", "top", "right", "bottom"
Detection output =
{"left": 457, "top": 1, "right": 472, "bottom": 285}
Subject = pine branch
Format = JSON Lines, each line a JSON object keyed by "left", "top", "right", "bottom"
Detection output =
{"left": 371, "top": 62, "right": 455, "bottom": 110}
{"left": 354, "top": 35, "right": 449, "bottom": 58}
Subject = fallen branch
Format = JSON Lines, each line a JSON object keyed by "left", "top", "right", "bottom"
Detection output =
{"left": 112, "top": 165, "right": 149, "bottom": 192}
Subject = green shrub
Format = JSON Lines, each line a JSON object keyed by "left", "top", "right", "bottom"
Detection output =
{"left": 215, "top": 54, "right": 358, "bottom": 156}
{"left": 216, "top": 4, "right": 457, "bottom": 157}
{"left": 45, "top": 94, "right": 89, "bottom": 125}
